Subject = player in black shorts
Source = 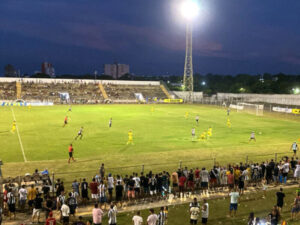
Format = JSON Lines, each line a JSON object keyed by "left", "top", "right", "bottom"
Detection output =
{"left": 75, "top": 127, "right": 83, "bottom": 140}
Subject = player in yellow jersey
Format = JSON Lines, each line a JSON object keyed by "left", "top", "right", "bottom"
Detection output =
{"left": 199, "top": 131, "right": 207, "bottom": 141}
{"left": 127, "top": 130, "right": 134, "bottom": 145}
{"left": 28, "top": 104, "right": 32, "bottom": 110}
{"left": 207, "top": 127, "right": 212, "bottom": 137}
{"left": 227, "top": 118, "right": 231, "bottom": 128}
{"left": 11, "top": 120, "right": 16, "bottom": 133}
{"left": 185, "top": 112, "right": 189, "bottom": 119}
{"left": 151, "top": 106, "right": 154, "bottom": 113}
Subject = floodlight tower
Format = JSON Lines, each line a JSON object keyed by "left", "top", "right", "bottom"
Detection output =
{"left": 180, "top": 0, "right": 199, "bottom": 102}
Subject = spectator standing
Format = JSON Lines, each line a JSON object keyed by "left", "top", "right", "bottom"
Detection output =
{"left": 132, "top": 211, "right": 143, "bottom": 225}
{"left": 32, "top": 193, "right": 43, "bottom": 223}
{"left": 229, "top": 188, "right": 240, "bottom": 217}
{"left": 100, "top": 163, "right": 105, "bottom": 178}
{"left": 282, "top": 161, "right": 290, "bottom": 184}
{"left": 72, "top": 180, "right": 80, "bottom": 195}
{"left": 27, "top": 184, "right": 37, "bottom": 210}
{"left": 108, "top": 204, "right": 117, "bottom": 225}
{"left": 201, "top": 199, "right": 209, "bottom": 225}
{"left": 81, "top": 178, "right": 89, "bottom": 205}
{"left": 115, "top": 181, "right": 123, "bottom": 204}
{"left": 200, "top": 168, "right": 209, "bottom": 196}
{"left": 92, "top": 204, "right": 103, "bottom": 225}
{"left": 67, "top": 192, "right": 77, "bottom": 218}
{"left": 89, "top": 178, "right": 99, "bottom": 203}
{"left": 44, "top": 195, "right": 54, "bottom": 220}
{"left": 107, "top": 174, "right": 115, "bottom": 202}
{"left": 45, "top": 211, "right": 56, "bottom": 225}
{"left": 171, "top": 170, "right": 179, "bottom": 195}
{"left": 7, "top": 188, "right": 16, "bottom": 220}
{"left": 61, "top": 203, "right": 70, "bottom": 225}
{"left": 268, "top": 206, "right": 280, "bottom": 225}
{"left": 276, "top": 188, "right": 285, "bottom": 212}
{"left": 18, "top": 184, "right": 27, "bottom": 211}
{"left": 147, "top": 209, "right": 158, "bottom": 225}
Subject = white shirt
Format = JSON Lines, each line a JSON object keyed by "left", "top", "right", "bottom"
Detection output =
{"left": 61, "top": 204, "right": 70, "bottom": 217}
{"left": 147, "top": 214, "right": 158, "bottom": 225}
{"left": 132, "top": 215, "right": 143, "bottom": 225}
{"left": 133, "top": 177, "right": 141, "bottom": 188}
{"left": 190, "top": 207, "right": 200, "bottom": 220}
{"left": 202, "top": 203, "right": 209, "bottom": 218}
{"left": 200, "top": 170, "right": 209, "bottom": 182}
{"left": 283, "top": 163, "right": 290, "bottom": 173}
{"left": 229, "top": 192, "right": 239, "bottom": 204}
{"left": 19, "top": 188, "right": 28, "bottom": 200}
{"left": 108, "top": 177, "right": 114, "bottom": 189}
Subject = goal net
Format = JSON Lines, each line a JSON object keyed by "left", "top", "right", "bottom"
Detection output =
{"left": 237, "top": 102, "right": 264, "bottom": 116}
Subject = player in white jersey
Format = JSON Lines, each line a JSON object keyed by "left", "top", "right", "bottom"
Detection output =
{"left": 291, "top": 142, "right": 298, "bottom": 156}
{"left": 190, "top": 204, "right": 200, "bottom": 224}
{"left": 195, "top": 115, "right": 199, "bottom": 124}
{"left": 191, "top": 128, "right": 196, "bottom": 141}
{"left": 249, "top": 131, "right": 256, "bottom": 142}
{"left": 75, "top": 127, "right": 83, "bottom": 140}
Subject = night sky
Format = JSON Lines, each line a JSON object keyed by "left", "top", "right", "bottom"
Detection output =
{"left": 0, "top": 0, "right": 299, "bottom": 76}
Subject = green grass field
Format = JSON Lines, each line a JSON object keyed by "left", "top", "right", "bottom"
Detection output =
{"left": 0, "top": 104, "right": 299, "bottom": 183}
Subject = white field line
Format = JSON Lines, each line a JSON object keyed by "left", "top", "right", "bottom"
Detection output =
{"left": 11, "top": 107, "right": 27, "bottom": 162}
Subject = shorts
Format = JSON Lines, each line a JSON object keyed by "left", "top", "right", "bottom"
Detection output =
{"left": 190, "top": 219, "right": 198, "bottom": 224}
{"left": 202, "top": 218, "right": 208, "bottom": 224}
{"left": 63, "top": 216, "right": 69, "bottom": 223}
{"left": 69, "top": 152, "right": 73, "bottom": 158}
{"left": 91, "top": 193, "right": 98, "bottom": 199}
{"left": 293, "top": 150, "right": 297, "bottom": 154}
{"left": 8, "top": 204, "right": 15, "bottom": 212}
{"left": 291, "top": 206, "right": 299, "bottom": 213}
{"left": 70, "top": 206, "right": 76, "bottom": 215}
{"left": 19, "top": 199, "right": 26, "bottom": 206}
{"left": 238, "top": 181, "right": 244, "bottom": 189}
{"left": 230, "top": 203, "right": 238, "bottom": 211}
{"left": 108, "top": 188, "right": 113, "bottom": 195}
{"left": 135, "top": 187, "right": 140, "bottom": 193}
{"left": 277, "top": 202, "right": 283, "bottom": 208}
{"left": 210, "top": 178, "right": 217, "bottom": 184}
{"left": 173, "top": 183, "right": 178, "bottom": 188}
{"left": 128, "top": 190, "right": 135, "bottom": 198}
{"left": 64, "top": 121, "right": 67, "bottom": 124}
{"left": 82, "top": 190, "right": 88, "bottom": 198}
{"left": 201, "top": 182, "right": 208, "bottom": 188}
{"left": 32, "top": 208, "right": 41, "bottom": 217}
{"left": 228, "top": 184, "right": 234, "bottom": 189}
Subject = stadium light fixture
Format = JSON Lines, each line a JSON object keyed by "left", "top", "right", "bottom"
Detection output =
{"left": 180, "top": 0, "right": 200, "bottom": 20}
{"left": 293, "top": 88, "right": 300, "bottom": 94}
{"left": 201, "top": 81, "right": 206, "bottom": 86}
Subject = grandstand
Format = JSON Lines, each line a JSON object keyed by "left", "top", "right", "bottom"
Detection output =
{"left": 0, "top": 78, "right": 173, "bottom": 104}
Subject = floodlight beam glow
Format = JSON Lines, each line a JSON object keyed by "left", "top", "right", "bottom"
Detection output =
{"left": 180, "top": 0, "right": 200, "bottom": 20}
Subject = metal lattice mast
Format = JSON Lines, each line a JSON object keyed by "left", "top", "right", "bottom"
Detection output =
{"left": 183, "top": 23, "right": 194, "bottom": 101}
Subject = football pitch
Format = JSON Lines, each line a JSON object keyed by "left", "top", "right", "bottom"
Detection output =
{"left": 0, "top": 104, "right": 298, "bottom": 182}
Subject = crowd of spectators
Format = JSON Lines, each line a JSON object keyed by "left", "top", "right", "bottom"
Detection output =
{"left": 1, "top": 156, "right": 300, "bottom": 224}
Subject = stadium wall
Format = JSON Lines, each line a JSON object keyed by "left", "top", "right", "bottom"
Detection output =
{"left": 0, "top": 77, "right": 160, "bottom": 86}
{"left": 217, "top": 93, "right": 300, "bottom": 106}
{"left": 173, "top": 91, "right": 203, "bottom": 102}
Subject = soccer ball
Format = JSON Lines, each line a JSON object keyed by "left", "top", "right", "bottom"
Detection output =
{"left": 259, "top": 132, "right": 262, "bottom": 135}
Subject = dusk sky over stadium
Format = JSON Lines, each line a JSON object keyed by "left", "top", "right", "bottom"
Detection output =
{"left": 0, "top": 0, "right": 300, "bottom": 75}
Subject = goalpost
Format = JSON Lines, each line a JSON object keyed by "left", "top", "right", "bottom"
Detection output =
{"left": 237, "top": 102, "right": 264, "bottom": 116}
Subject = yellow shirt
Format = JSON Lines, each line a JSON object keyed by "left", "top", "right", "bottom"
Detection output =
{"left": 27, "top": 188, "right": 37, "bottom": 200}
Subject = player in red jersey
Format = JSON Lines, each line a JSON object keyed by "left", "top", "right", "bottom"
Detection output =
{"left": 63, "top": 116, "right": 68, "bottom": 127}
{"left": 68, "top": 144, "right": 75, "bottom": 163}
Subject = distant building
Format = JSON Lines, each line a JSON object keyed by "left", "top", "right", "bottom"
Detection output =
{"left": 104, "top": 63, "right": 129, "bottom": 79}
{"left": 41, "top": 62, "right": 55, "bottom": 78}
